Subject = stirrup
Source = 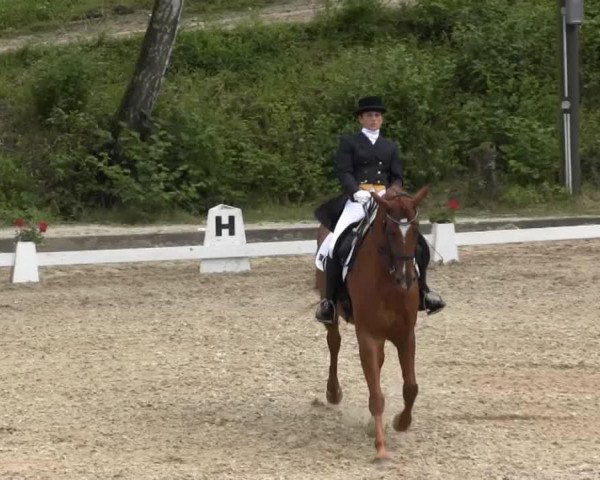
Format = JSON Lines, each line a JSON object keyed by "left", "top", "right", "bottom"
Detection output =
{"left": 424, "top": 291, "right": 446, "bottom": 316}
{"left": 315, "top": 299, "right": 337, "bottom": 325}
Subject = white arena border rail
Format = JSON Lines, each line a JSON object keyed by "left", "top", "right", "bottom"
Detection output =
{"left": 1, "top": 225, "right": 600, "bottom": 269}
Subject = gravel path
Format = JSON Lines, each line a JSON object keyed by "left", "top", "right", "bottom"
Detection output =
{"left": 0, "top": 0, "right": 324, "bottom": 54}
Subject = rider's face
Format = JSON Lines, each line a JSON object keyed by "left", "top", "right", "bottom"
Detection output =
{"left": 358, "top": 111, "right": 383, "bottom": 131}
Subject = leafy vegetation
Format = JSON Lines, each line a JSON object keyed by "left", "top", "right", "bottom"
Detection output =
{"left": 1, "top": 0, "right": 599, "bottom": 225}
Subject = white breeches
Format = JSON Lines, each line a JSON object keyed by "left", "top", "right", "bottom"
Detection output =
{"left": 328, "top": 189, "right": 386, "bottom": 258}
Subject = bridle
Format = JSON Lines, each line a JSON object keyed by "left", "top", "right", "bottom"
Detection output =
{"left": 385, "top": 209, "right": 419, "bottom": 227}
{"left": 379, "top": 192, "right": 420, "bottom": 287}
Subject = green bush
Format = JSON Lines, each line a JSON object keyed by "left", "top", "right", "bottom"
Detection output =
{"left": 318, "top": 0, "right": 391, "bottom": 43}
{"left": 2, "top": 0, "right": 598, "bottom": 221}
{"left": 500, "top": 183, "right": 570, "bottom": 208}
{"left": 580, "top": 108, "right": 600, "bottom": 188}
{"left": 172, "top": 24, "right": 305, "bottom": 76}
{"left": 0, "top": 152, "right": 36, "bottom": 222}
{"left": 33, "top": 109, "right": 114, "bottom": 218}
{"left": 111, "top": 126, "right": 203, "bottom": 214}
{"left": 31, "top": 53, "right": 92, "bottom": 119}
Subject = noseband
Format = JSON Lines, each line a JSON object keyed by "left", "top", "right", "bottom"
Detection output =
{"left": 385, "top": 209, "right": 419, "bottom": 227}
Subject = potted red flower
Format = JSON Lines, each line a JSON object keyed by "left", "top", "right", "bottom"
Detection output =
{"left": 428, "top": 198, "right": 460, "bottom": 224}
{"left": 12, "top": 219, "right": 49, "bottom": 283}
{"left": 14, "top": 219, "right": 49, "bottom": 245}
{"left": 429, "top": 199, "right": 460, "bottom": 264}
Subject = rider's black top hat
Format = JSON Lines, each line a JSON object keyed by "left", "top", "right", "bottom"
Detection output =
{"left": 355, "top": 96, "right": 387, "bottom": 115}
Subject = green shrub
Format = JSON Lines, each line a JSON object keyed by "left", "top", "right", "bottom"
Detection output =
{"left": 34, "top": 109, "right": 114, "bottom": 218}
{"left": 2, "top": 0, "right": 598, "bottom": 221}
{"left": 111, "top": 126, "right": 202, "bottom": 214}
{"left": 580, "top": 108, "right": 600, "bottom": 188}
{"left": 31, "top": 53, "right": 92, "bottom": 119}
{"left": 319, "top": 0, "right": 390, "bottom": 43}
{"left": 500, "top": 183, "right": 570, "bottom": 208}
{"left": 0, "top": 152, "right": 36, "bottom": 222}
{"left": 393, "top": 0, "right": 461, "bottom": 42}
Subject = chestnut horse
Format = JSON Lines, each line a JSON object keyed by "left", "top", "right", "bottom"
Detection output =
{"left": 315, "top": 183, "right": 429, "bottom": 460}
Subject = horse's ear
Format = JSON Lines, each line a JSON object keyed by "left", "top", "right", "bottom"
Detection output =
{"left": 413, "top": 185, "right": 429, "bottom": 206}
{"left": 371, "top": 192, "right": 389, "bottom": 209}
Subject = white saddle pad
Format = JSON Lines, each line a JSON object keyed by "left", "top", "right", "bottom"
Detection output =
{"left": 315, "top": 231, "right": 355, "bottom": 281}
{"left": 315, "top": 233, "right": 332, "bottom": 272}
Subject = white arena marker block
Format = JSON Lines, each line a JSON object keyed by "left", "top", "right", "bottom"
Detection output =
{"left": 200, "top": 204, "right": 251, "bottom": 273}
{"left": 431, "top": 222, "right": 459, "bottom": 264}
{"left": 12, "top": 241, "right": 40, "bottom": 283}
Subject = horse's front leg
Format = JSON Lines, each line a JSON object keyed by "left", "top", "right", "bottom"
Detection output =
{"left": 393, "top": 328, "right": 418, "bottom": 432}
{"left": 357, "top": 331, "right": 390, "bottom": 460}
{"left": 325, "top": 322, "right": 343, "bottom": 404}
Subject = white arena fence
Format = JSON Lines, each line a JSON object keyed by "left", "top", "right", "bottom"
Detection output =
{"left": 1, "top": 203, "right": 600, "bottom": 283}
{"left": 0, "top": 241, "right": 313, "bottom": 268}
{"left": 2, "top": 225, "right": 600, "bottom": 269}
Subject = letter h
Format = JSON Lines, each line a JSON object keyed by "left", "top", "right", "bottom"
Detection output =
{"left": 216, "top": 215, "right": 235, "bottom": 236}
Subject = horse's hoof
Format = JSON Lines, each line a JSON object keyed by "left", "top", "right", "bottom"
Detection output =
{"left": 393, "top": 412, "right": 412, "bottom": 432}
{"left": 326, "top": 388, "right": 343, "bottom": 405}
{"left": 373, "top": 450, "right": 393, "bottom": 463}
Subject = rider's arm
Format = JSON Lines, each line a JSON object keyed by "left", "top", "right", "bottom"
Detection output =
{"left": 389, "top": 142, "right": 404, "bottom": 186}
{"left": 335, "top": 135, "right": 360, "bottom": 196}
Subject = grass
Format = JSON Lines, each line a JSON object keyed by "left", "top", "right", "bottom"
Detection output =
{"left": 0, "top": 0, "right": 284, "bottom": 38}
{"left": 74, "top": 201, "right": 318, "bottom": 225}
{"left": 420, "top": 181, "right": 600, "bottom": 220}
{"left": 1, "top": 183, "right": 599, "bottom": 227}
{"left": 33, "top": 185, "right": 600, "bottom": 227}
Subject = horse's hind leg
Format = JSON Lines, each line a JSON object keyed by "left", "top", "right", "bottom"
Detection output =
{"left": 326, "top": 323, "right": 343, "bottom": 404}
{"left": 393, "top": 329, "right": 418, "bottom": 432}
{"left": 358, "top": 332, "right": 390, "bottom": 460}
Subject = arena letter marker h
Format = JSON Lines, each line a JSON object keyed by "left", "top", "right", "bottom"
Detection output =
{"left": 200, "top": 204, "right": 251, "bottom": 273}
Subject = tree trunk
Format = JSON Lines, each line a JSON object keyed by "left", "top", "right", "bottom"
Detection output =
{"left": 115, "top": 0, "right": 184, "bottom": 137}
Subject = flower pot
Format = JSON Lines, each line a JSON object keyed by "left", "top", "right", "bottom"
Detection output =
{"left": 430, "top": 222, "right": 459, "bottom": 264}
{"left": 11, "top": 241, "right": 40, "bottom": 283}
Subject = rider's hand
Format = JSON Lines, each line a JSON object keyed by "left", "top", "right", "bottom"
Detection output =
{"left": 353, "top": 190, "right": 371, "bottom": 205}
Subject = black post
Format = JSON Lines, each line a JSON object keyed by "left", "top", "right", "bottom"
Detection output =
{"left": 566, "top": 14, "right": 582, "bottom": 194}
{"left": 559, "top": 0, "right": 583, "bottom": 195}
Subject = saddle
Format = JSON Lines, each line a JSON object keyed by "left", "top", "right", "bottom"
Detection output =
{"left": 339, "top": 202, "right": 378, "bottom": 277}
{"left": 314, "top": 195, "right": 378, "bottom": 275}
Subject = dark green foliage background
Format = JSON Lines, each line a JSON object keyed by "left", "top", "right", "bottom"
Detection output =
{"left": 0, "top": 0, "right": 598, "bottom": 221}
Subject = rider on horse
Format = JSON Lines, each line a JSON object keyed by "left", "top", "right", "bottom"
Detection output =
{"left": 315, "top": 96, "right": 446, "bottom": 324}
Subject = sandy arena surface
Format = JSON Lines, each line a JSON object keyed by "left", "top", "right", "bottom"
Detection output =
{"left": 1, "top": 240, "right": 599, "bottom": 479}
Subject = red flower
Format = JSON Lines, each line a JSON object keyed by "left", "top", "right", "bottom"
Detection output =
{"left": 38, "top": 222, "right": 49, "bottom": 233}
{"left": 447, "top": 198, "right": 460, "bottom": 210}
{"left": 15, "top": 218, "right": 26, "bottom": 228}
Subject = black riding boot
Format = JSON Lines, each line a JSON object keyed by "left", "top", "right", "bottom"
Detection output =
{"left": 416, "top": 232, "right": 446, "bottom": 315}
{"left": 419, "top": 283, "right": 446, "bottom": 315}
{"left": 315, "top": 257, "right": 342, "bottom": 325}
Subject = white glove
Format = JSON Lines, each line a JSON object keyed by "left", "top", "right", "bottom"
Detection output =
{"left": 353, "top": 189, "right": 371, "bottom": 205}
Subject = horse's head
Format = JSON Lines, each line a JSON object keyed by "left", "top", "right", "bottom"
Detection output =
{"left": 371, "top": 183, "right": 429, "bottom": 290}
